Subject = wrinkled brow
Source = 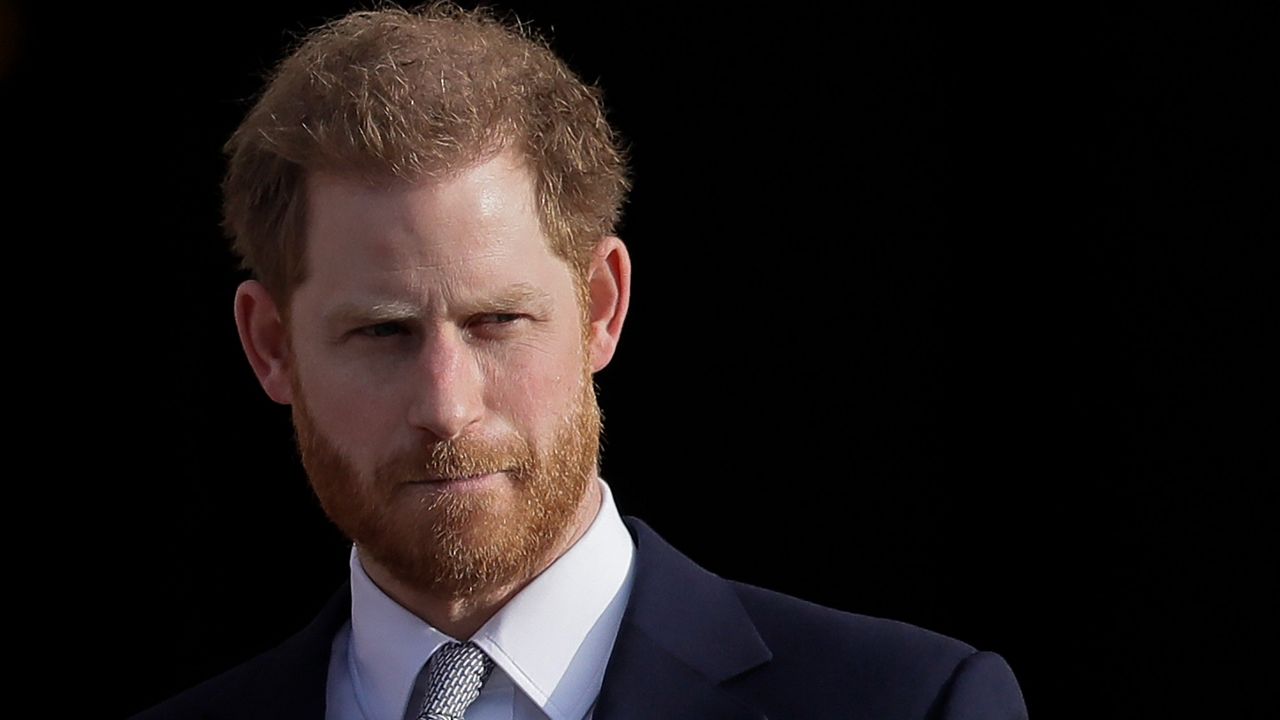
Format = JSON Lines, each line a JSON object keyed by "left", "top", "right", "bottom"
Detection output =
{"left": 323, "top": 282, "right": 555, "bottom": 329}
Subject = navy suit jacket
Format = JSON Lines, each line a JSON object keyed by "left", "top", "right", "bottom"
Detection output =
{"left": 133, "top": 516, "right": 1028, "bottom": 719}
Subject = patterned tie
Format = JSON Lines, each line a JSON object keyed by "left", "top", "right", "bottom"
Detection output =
{"left": 416, "top": 641, "right": 496, "bottom": 720}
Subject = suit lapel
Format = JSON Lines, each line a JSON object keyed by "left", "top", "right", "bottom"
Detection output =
{"left": 594, "top": 517, "right": 771, "bottom": 720}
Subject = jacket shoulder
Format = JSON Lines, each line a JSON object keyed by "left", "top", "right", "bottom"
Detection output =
{"left": 619, "top": 515, "right": 1025, "bottom": 718}
{"left": 724, "top": 580, "right": 1024, "bottom": 719}
{"left": 729, "top": 578, "right": 976, "bottom": 666}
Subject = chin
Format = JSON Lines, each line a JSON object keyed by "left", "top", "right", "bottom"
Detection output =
{"left": 357, "top": 482, "right": 575, "bottom": 597}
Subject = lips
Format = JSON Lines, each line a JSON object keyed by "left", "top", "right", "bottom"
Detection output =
{"left": 415, "top": 470, "right": 506, "bottom": 484}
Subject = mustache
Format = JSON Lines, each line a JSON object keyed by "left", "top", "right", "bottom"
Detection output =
{"left": 376, "top": 433, "right": 535, "bottom": 484}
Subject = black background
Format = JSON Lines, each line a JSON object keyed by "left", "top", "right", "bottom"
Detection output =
{"left": 5, "top": 2, "right": 1274, "bottom": 718}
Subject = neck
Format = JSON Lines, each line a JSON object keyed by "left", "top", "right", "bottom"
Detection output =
{"left": 359, "top": 479, "right": 604, "bottom": 640}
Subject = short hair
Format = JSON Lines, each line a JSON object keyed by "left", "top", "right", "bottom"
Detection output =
{"left": 222, "top": 1, "right": 631, "bottom": 320}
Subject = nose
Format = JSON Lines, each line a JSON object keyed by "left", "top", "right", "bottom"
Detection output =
{"left": 406, "top": 326, "right": 485, "bottom": 441}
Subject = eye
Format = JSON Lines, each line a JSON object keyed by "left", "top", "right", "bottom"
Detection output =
{"left": 356, "top": 322, "right": 409, "bottom": 339}
{"left": 475, "top": 313, "right": 523, "bottom": 325}
{"left": 466, "top": 313, "right": 527, "bottom": 336}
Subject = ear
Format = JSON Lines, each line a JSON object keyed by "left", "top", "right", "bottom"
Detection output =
{"left": 233, "top": 279, "right": 295, "bottom": 405}
{"left": 584, "top": 236, "right": 632, "bottom": 373}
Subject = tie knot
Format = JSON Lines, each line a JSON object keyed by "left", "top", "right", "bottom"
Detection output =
{"left": 417, "top": 641, "right": 495, "bottom": 720}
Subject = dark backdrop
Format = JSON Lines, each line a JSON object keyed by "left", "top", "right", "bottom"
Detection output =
{"left": 6, "top": 2, "right": 1272, "bottom": 718}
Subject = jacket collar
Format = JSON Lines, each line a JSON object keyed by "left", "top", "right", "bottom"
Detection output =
{"left": 593, "top": 516, "right": 771, "bottom": 720}
{"left": 217, "top": 578, "right": 350, "bottom": 720}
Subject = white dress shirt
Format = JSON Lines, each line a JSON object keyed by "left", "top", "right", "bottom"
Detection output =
{"left": 325, "top": 477, "right": 636, "bottom": 720}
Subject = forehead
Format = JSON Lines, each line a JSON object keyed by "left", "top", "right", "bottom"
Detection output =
{"left": 303, "top": 152, "right": 546, "bottom": 270}
{"left": 296, "top": 152, "right": 573, "bottom": 310}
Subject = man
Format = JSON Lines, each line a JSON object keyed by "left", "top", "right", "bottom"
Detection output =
{"left": 134, "top": 3, "right": 1027, "bottom": 718}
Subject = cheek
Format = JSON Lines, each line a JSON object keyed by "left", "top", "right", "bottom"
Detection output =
{"left": 485, "top": 348, "right": 585, "bottom": 429}
{"left": 296, "top": 363, "right": 401, "bottom": 460}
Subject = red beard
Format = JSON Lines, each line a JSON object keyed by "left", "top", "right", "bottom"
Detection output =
{"left": 290, "top": 363, "right": 601, "bottom": 599}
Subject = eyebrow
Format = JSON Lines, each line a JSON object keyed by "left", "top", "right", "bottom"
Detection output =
{"left": 324, "top": 282, "right": 555, "bottom": 329}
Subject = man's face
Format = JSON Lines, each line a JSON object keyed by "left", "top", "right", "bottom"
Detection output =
{"left": 283, "top": 150, "right": 601, "bottom": 598}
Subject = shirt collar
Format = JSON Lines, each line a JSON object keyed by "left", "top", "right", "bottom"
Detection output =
{"left": 347, "top": 476, "right": 635, "bottom": 720}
